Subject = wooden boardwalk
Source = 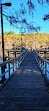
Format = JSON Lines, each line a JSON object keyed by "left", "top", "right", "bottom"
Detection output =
{"left": 0, "top": 51, "right": 49, "bottom": 111}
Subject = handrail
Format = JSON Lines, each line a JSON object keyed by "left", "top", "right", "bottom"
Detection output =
{"left": 33, "top": 49, "right": 49, "bottom": 82}
{"left": 33, "top": 50, "right": 49, "bottom": 64}
{"left": 37, "top": 50, "right": 49, "bottom": 52}
{"left": 0, "top": 50, "right": 27, "bottom": 66}
{"left": 0, "top": 49, "right": 27, "bottom": 86}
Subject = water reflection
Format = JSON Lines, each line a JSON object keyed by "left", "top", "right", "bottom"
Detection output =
{"left": 0, "top": 61, "right": 19, "bottom": 86}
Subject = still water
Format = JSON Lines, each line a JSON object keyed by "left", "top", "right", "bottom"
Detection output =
{"left": 0, "top": 61, "right": 19, "bottom": 83}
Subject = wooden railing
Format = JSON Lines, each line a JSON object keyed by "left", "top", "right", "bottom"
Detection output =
{"left": 33, "top": 49, "right": 49, "bottom": 83}
{"left": 0, "top": 49, "right": 27, "bottom": 88}
{"left": 37, "top": 50, "right": 49, "bottom": 60}
{"left": 5, "top": 49, "right": 25, "bottom": 58}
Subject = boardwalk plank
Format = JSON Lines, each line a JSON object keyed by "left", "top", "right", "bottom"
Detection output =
{"left": 0, "top": 51, "right": 49, "bottom": 111}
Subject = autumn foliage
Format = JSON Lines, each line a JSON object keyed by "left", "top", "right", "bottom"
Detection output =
{"left": 0, "top": 32, "right": 49, "bottom": 57}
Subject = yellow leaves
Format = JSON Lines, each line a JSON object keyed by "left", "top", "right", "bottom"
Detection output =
{"left": 0, "top": 33, "right": 49, "bottom": 51}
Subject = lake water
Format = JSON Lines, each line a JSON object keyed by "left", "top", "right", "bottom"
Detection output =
{"left": 0, "top": 61, "right": 19, "bottom": 83}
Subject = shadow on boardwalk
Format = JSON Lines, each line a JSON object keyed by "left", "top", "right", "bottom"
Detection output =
{"left": 0, "top": 51, "right": 49, "bottom": 111}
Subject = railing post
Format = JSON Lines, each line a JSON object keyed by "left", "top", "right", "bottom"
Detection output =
{"left": 8, "top": 52, "right": 10, "bottom": 77}
{"left": 13, "top": 61, "right": 14, "bottom": 72}
{"left": 39, "top": 58, "right": 40, "bottom": 66}
{"left": 45, "top": 63, "right": 47, "bottom": 76}
{"left": 8, "top": 51, "right": 9, "bottom": 59}
{"left": 15, "top": 52, "right": 16, "bottom": 58}
{"left": 38, "top": 55, "right": 39, "bottom": 65}
{"left": 1, "top": 57, "right": 6, "bottom": 83}
{"left": 44, "top": 51, "right": 46, "bottom": 59}
{"left": 9, "top": 63, "right": 10, "bottom": 76}
{"left": 1, "top": 66, "right": 5, "bottom": 83}
{"left": 43, "top": 61, "right": 44, "bottom": 72}
{"left": 41, "top": 60, "right": 42, "bottom": 70}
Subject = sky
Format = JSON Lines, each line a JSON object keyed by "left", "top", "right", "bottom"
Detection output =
{"left": 0, "top": 0, "right": 49, "bottom": 34}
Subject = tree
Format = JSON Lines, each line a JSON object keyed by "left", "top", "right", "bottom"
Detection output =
{"left": 4, "top": 31, "right": 8, "bottom": 35}
{"left": 37, "top": 0, "right": 49, "bottom": 20}
{"left": 7, "top": 31, "right": 15, "bottom": 35}
{"left": 0, "top": 0, "right": 41, "bottom": 34}
{"left": 0, "top": 0, "right": 49, "bottom": 33}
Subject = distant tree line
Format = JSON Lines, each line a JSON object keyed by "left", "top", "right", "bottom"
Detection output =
{"left": 4, "top": 31, "right": 15, "bottom": 35}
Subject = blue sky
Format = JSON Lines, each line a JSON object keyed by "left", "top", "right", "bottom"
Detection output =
{"left": 0, "top": 0, "right": 49, "bottom": 34}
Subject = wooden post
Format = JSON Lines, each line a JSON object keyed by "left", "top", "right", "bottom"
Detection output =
{"left": 44, "top": 51, "right": 46, "bottom": 59}
{"left": 15, "top": 52, "right": 16, "bottom": 58}
{"left": 45, "top": 63, "right": 47, "bottom": 76}
{"left": 9, "top": 63, "right": 10, "bottom": 76}
{"left": 13, "top": 61, "right": 14, "bottom": 72}
{"left": 1, "top": 58, "right": 6, "bottom": 83}
{"left": 43, "top": 61, "right": 44, "bottom": 72}
{"left": 41, "top": 59, "right": 42, "bottom": 69}
{"left": 8, "top": 51, "right": 10, "bottom": 76}
{"left": 1, "top": 66, "right": 5, "bottom": 83}
{"left": 8, "top": 51, "right": 9, "bottom": 60}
